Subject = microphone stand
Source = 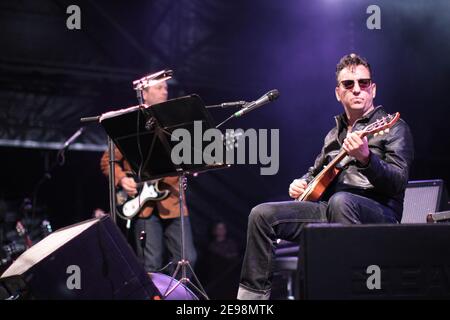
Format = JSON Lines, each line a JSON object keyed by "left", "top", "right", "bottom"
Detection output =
{"left": 80, "top": 116, "right": 116, "bottom": 225}
{"left": 216, "top": 114, "right": 236, "bottom": 129}
{"left": 216, "top": 103, "right": 250, "bottom": 128}
{"left": 205, "top": 101, "right": 247, "bottom": 109}
{"left": 205, "top": 100, "right": 249, "bottom": 128}
{"left": 31, "top": 127, "right": 85, "bottom": 219}
{"left": 107, "top": 136, "right": 117, "bottom": 225}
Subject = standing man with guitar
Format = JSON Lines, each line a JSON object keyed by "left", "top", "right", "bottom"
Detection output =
{"left": 237, "top": 53, "right": 414, "bottom": 300}
{"left": 100, "top": 80, "right": 197, "bottom": 274}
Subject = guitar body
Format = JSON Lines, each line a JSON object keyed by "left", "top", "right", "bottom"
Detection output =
{"left": 116, "top": 179, "right": 170, "bottom": 219}
{"left": 298, "top": 167, "right": 341, "bottom": 201}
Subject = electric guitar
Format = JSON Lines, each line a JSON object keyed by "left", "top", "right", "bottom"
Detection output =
{"left": 296, "top": 112, "right": 400, "bottom": 202}
{"left": 116, "top": 177, "right": 170, "bottom": 219}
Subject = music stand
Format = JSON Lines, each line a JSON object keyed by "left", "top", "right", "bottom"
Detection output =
{"left": 99, "top": 94, "right": 228, "bottom": 300}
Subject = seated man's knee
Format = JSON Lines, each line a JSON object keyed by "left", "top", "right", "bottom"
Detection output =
{"left": 249, "top": 203, "right": 276, "bottom": 225}
{"left": 327, "top": 192, "right": 357, "bottom": 223}
{"left": 328, "top": 192, "right": 354, "bottom": 211}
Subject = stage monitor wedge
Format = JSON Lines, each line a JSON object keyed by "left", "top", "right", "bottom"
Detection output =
{"left": 1, "top": 216, "right": 161, "bottom": 300}
{"left": 299, "top": 223, "right": 450, "bottom": 300}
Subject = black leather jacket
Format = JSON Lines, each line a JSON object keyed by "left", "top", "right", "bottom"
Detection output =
{"left": 301, "top": 106, "right": 414, "bottom": 221}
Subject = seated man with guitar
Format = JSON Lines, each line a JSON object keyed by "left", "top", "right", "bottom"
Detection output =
{"left": 237, "top": 53, "right": 414, "bottom": 300}
{"left": 100, "top": 80, "right": 197, "bottom": 274}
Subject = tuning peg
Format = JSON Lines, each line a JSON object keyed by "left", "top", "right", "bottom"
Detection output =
{"left": 385, "top": 128, "right": 390, "bottom": 133}
{"left": 374, "top": 132, "right": 378, "bottom": 137}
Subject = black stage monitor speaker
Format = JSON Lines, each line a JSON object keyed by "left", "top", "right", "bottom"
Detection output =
{"left": 0, "top": 216, "right": 161, "bottom": 299}
{"left": 299, "top": 223, "right": 450, "bottom": 300}
{"left": 402, "top": 179, "right": 446, "bottom": 223}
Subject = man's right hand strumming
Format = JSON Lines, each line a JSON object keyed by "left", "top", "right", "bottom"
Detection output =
{"left": 289, "top": 179, "right": 308, "bottom": 199}
{"left": 120, "top": 176, "right": 138, "bottom": 197}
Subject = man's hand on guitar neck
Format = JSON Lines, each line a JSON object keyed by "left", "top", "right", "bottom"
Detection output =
{"left": 289, "top": 179, "right": 308, "bottom": 199}
{"left": 120, "top": 176, "right": 138, "bottom": 196}
{"left": 343, "top": 131, "right": 370, "bottom": 166}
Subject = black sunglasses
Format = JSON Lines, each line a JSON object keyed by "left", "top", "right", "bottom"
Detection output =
{"left": 339, "top": 78, "right": 372, "bottom": 90}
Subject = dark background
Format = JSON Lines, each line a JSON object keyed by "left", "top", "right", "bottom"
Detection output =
{"left": 1, "top": 0, "right": 449, "bottom": 298}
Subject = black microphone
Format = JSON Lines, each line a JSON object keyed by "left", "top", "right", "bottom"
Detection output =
{"left": 233, "top": 89, "right": 279, "bottom": 117}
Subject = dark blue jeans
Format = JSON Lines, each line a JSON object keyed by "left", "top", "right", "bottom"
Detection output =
{"left": 237, "top": 191, "right": 398, "bottom": 299}
{"left": 133, "top": 214, "right": 197, "bottom": 274}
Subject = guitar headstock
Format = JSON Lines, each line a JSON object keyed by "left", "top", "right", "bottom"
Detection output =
{"left": 223, "top": 130, "right": 243, "bottom": 151}
{"left": 363, "top": 112, "right": 400, "bottom": 137}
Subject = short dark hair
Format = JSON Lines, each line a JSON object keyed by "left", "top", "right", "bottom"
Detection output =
{"left": 336, "top": 53, "right": 372, "bottom": 85}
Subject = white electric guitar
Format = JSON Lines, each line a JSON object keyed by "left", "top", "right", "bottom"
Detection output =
{"left": 116, "top": 178, "right": 170, "bottom": 219}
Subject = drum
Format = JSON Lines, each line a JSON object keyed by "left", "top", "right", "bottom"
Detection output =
{"left": 149, "top": 273, "right": 198, "bottom": 300}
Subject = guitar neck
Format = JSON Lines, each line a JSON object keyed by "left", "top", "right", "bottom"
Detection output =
{"left": 316, "top": 148, "right": 347, "bottom": 180}
{"left": 315, "top": 131, "right": 367, "bottom": 180}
